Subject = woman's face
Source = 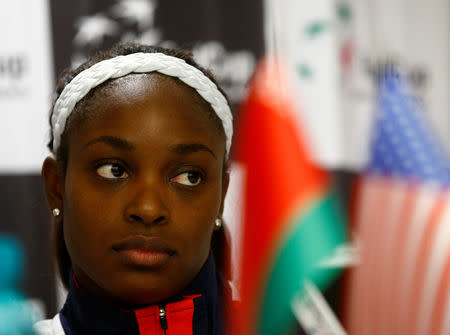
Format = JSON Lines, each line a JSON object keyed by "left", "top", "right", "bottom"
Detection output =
{"left": 55, "top": 73, "right": 228, "bottom": 304}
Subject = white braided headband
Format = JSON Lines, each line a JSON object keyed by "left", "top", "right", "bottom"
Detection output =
{"left": 52, "top": 52, "right": 233, "bottom": 156}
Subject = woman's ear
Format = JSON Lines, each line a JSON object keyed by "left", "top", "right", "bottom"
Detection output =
{"left": 41, "top": 157, "right": 64, "bottom": 213}
{"left": 219, "top": 170, "right": 230, "bottom": 217}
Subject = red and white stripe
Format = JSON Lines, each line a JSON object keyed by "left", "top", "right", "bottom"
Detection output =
{"left": 344, "top": 175, "right": 450, "bottom": 335}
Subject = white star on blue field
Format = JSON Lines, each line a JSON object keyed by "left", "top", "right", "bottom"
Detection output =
{"left": 368, "top": 69, "right": 450, "bottom": 185}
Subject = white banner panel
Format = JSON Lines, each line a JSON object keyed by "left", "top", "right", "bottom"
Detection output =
{"left": 264, "top": 0, "right": 343, "bottom": 169}
{"left": 264, "top": 0, "right": 450, "bottom": 170}
{"left": 347, "top": 0, "right": 450, "bottom": 162}
{"left": 404, "top": 0, "right": 450, "bottom": 148}
{"left": 0, "top": 0, "right": 53, "bottom": 173}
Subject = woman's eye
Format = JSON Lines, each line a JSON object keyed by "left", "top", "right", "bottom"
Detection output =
{"left": 171, "top": 171, "right": 202, "bottom": 186}
{"left": 96, "top": 164, "right": 128, "bottom": 179}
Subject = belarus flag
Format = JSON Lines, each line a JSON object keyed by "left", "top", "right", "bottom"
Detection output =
{"left": 231, "top": 57, "right": 347, "bottom": 335}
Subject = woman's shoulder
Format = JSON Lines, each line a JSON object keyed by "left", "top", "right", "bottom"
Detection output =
{"left": 33, "top": 314, "right": 65, "bottom": 335}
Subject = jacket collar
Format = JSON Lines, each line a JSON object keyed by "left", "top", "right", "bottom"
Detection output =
{"left": 59, "top": 254, "right": 224, "bottom": 335}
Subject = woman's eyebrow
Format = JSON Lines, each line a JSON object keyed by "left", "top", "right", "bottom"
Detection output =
{"left": 169, "top": 143, "right": 216, "bottom": 159}
{"left": 83, "top": 136, "right": 135, "bottom": 151}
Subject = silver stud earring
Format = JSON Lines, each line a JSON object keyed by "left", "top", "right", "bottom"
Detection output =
{"left": 52, "top": 208, "right": 61, "bottom": 217}
{"left": 215, "top": 218, "right": 222, "bottom": 228}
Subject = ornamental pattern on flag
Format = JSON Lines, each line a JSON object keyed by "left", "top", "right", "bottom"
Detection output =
{"left": 232, "top": 57, "right": 347, "bottom": 335}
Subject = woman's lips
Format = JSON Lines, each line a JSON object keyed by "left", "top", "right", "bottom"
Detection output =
{"left": 112, "top": 236, "right": 175, "bottom": 268}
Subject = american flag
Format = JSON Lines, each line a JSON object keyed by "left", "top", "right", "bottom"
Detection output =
{"left": 343, "top": 68, "right": 450, "bottom": 335}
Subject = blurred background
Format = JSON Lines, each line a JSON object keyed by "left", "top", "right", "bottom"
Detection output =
{"left": 1, "top": 0, "right": 449, "bottom": 334}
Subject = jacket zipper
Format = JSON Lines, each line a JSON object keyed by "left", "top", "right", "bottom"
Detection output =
{"left": 159, "top": 305, "right": 168, "bottom": 334}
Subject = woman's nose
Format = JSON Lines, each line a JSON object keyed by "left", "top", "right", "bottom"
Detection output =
{"left": 124, "top": 183, "right": 169, "bottom": 225}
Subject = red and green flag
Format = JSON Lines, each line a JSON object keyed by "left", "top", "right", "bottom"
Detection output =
{"left": 231, "top": 57, "right": 347, "bottom": 334}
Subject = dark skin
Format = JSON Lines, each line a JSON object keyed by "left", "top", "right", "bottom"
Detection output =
{"left": 42, "top": 73, "right": 229, "bottom": 305}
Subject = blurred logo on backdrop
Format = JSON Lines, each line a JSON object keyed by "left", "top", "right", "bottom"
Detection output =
{"left": 56, "top": 0, "right": 257, "bottom": 104}
{"left": 296, "top": 2, "right": 430, "bottom": 106}
{"left": 0, "top": 54, "right": 29, "bottom": 98}
{"left": 0, "top": 0, "right": 53, "bottom": 171}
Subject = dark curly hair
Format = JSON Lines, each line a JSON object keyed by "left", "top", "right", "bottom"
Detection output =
{"left": 49, "top": 42, "right": 232, "bottom": 289}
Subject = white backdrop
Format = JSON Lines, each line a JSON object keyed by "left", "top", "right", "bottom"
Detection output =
{"left": 264, "top": 0, "right": 450, "bottom": 170}
{"left": 1, "top": 2, "right": 449, "bottom": 172}
{"left": 0, "top": 0, "right": 53, "bottom": 173}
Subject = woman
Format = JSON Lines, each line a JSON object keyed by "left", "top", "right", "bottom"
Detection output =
{"left": 35, "top": 42, "right": 233, "bottom": 335}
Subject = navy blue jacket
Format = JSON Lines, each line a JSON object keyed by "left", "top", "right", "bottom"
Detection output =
{"left": 55, "top": 255, "right": 228, "bottom": 335}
